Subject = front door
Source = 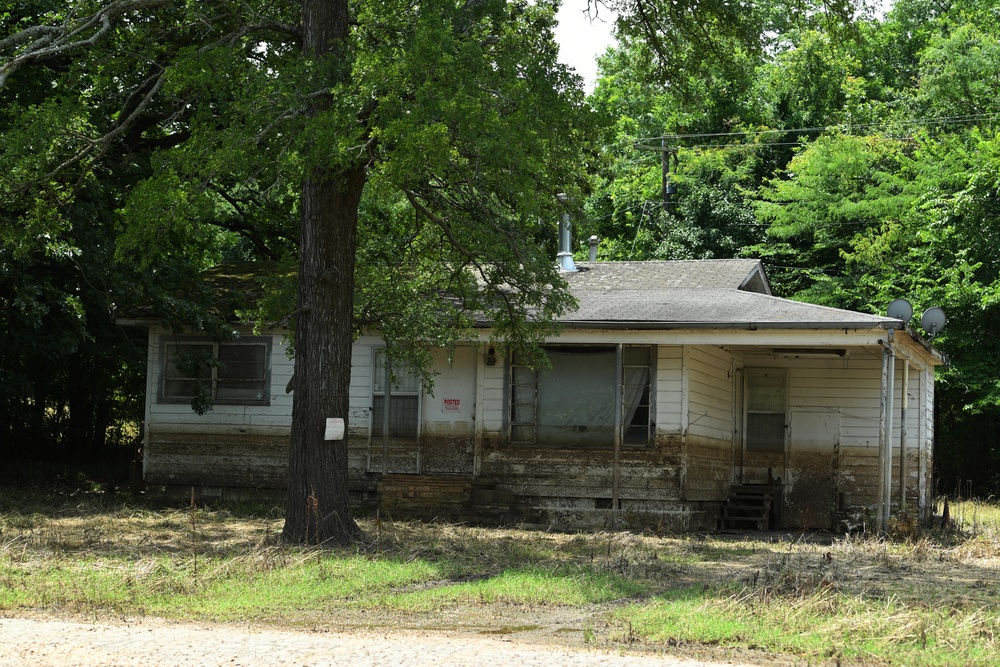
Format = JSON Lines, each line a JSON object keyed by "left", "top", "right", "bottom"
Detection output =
{"left": 738, "top": 369, "right": 788, "bottom": 486}
{"left": 368, "top": 348, "right": 422, "bottom": 474}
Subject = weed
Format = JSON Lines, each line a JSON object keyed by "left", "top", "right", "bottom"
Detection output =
{"left": 4, "top": 490, "right": 1000, "bottom": 666}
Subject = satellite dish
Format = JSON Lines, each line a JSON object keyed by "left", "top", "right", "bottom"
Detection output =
{"left": 887, "top": 298, "right": 913, "bottom": 322}
{"left": 921, "top": 307, "right": 947, "bottom": 337}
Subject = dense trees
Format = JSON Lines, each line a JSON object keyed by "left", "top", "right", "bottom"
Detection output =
{"left": 591, "top": 0, "right": 1000, "bottom": 492}
{"left": 5, "top": 0, "right": 1000, "bottom": 513}
{"left": 1, "top": 0, "right": 590, "bottom": 542}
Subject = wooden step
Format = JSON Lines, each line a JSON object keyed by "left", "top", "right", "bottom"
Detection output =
{"left": 719, "top": 483, "right": 779, "bottom": 530}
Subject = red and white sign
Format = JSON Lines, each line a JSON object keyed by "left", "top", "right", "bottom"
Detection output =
{"left": 442, "top": 398, "right": 461, "bottom": 413}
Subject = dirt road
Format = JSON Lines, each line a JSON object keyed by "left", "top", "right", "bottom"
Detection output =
{"left": 0, "top": 616, "right": 761, "bottom": 667}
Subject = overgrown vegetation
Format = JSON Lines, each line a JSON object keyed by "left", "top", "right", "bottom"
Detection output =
{"left": 2, "top": 488, "right": 998, "bottom": 666}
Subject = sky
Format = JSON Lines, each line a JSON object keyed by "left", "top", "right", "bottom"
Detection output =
{"left": 553, "top": 1, "right": 618, "bottom": 92}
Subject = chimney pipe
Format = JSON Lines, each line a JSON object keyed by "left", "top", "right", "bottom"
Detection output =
{"left": 555, "top": 193, "right": 577, "bottom": 272}
{"left": 588, "top": 235, "right": 599, "bottom": 262}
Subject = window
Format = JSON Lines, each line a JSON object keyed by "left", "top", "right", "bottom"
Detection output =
{"left": 161, "top": 338, "right": 270, "bottom": 405}
{"left": 509, "top": 345, "right": 653, "bottom": 448}
{"left": 622, "top": 346, "right": 653, "bottom": 445}
{"left": 745, "top": 369, "right": 786, "bottom": 452}
{"left": 372, "top": 349, "right": 420, "bottom": 438}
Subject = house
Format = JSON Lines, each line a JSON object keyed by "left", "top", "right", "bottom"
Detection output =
{"left": 121, "top": 259, "right": 944, "bottom": 531}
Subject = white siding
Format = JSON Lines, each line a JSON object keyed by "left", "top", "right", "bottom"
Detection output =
{"left": 686, "top": 346, "right": 734, "bottom": 441}
{"left": 656, "top": 346, "right": 683, "bottom": 433}
{"left": 145, "top": 327, "right": 293, "bottom": 435}
{"left": 349, "top": 335, "right": 379, "bottom": 434}
{"left": 143, "top": 326, "right": 293, "bottom": 489}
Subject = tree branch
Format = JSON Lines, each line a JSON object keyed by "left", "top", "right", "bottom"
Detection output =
{"left": 0, "top": 0, "right": 173, "bottom": 88}
{"left": 198, "top": 20, "right": 302, "bottom": 53}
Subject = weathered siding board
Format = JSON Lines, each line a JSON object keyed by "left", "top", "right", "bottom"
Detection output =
{"left": 656, "top": 346, "right": 684, "bottom": 433}
{"left": 686, "top": 346, "right": 733, "bottom": 442}
{"left": 144, "top": 327, "right": 294, "bottom": 491}
{"left": 919, "top": 367, "right": 934, "bottom": 518}
{"left": 144, "top": 431, "right": 288, "bottom": 489}
{"left": 480, "top": 445, "right": 683, "bottom": 503}
{"left": 681, "top": 346, "right": 734, "bottom": 503}
{"left": 837, "top": 444, "right": 880, "bottom": 507}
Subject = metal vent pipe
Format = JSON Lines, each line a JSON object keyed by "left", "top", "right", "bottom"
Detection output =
{"left": 555, "top": 193, "right": 577, "bottom": 272}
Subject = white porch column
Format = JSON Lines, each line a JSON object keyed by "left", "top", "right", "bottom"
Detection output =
{"left": 878, "top": 329, "right": 896, "bottom": 531}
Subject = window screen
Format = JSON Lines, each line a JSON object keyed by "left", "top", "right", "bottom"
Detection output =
{"left": 161, "top": 339, "right": 269, "bottom": 405}
{"left": 372, "top": 349, "right": 420, "bottom": 439}
{"left": 746, "top": 370, "right": 786, "bottom": 452}
{"left": 216, "top": 344, "right": 268, "bottom": 400}
{"left": 509, "top": 345, "right": 653, "bottom": 448}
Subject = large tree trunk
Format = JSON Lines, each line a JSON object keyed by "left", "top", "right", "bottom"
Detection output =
{"left": 282, "top": 0, "right": 364, "bottom": 545}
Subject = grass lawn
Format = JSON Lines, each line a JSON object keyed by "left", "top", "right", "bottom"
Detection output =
{"left": 1, "top": 485, "right": 999, "bottom": 666}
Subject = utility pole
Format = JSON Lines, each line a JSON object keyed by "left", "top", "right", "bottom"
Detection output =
{"left": 635, "top": 138, "right": 679, "bottom": 211}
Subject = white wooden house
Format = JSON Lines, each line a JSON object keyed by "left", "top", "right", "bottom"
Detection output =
{"left": 123, "top": 259, "right": 944, "bottom": 530}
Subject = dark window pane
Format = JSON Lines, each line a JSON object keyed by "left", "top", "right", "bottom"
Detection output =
{"left": 215, "top": 343, "right": 267, "bottom": 401}
{"left": 535, "top": 348, "right": 615, "bottom": 446}
{"left": 372, "top": 395, "right": 419, "bottom": 438}
{"left": 163, "top": 344, "right": 213, "bottom": 398}
{"left": 163, "top": 379, "right": 205, "bottom": 399}
{"left": 216, "top": 379, "right": 267, "bottom": 400}
{"left": 217, "top": 344, "right": 266, "bottom": 380}
{"left": 623, "top": 346, "right": 650, "bottom": 365}
{"left": 747, "top": 413, "right": 785, "bottom": 452}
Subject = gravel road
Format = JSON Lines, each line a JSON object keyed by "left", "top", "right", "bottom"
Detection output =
{"left": 0, "top": 617, "right": 762, "bottom": 667}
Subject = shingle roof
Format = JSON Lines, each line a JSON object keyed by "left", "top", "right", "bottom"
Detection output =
{"left": 564, "top": 259, "right": 770, "bottom": 293}
{"left": 559, "top": 261, "right": 896, "bottom": 329}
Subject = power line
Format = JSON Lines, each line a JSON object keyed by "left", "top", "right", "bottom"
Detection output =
{"left": 634, "top": 112, "right": 1000, "bottom": 144}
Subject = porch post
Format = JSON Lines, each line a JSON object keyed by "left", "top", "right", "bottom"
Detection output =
{"left": 918, "top": 367, "right": 929, "bottom": 520}
{"left": 878, "top": 330, "right": 896, "bottom": 531}
{"left": 612, "top": 344, "right": 623, "bottom": 528}
{"left": 899, "top": 360, "right": 910, "bottom": 512}
{"left": 473, "top": 346, "right": 486, "bottom": 478}
{"left": 382, "top": 356, "right": 391, "bottom": 475}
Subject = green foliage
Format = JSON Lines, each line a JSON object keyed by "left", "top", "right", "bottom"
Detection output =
{"left": 1, "top": 0, "right": 594, "bottom": 464}
{"left": 587, "top": 0, "right": 1000, "bottom": 491}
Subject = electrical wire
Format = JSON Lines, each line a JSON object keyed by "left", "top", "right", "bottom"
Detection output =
{"left": 634, "top": 112, "right": 1000, "bottom": 145}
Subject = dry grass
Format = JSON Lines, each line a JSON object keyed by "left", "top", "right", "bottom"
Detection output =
{"left": 2, "top": 489, "right": 1000, "bottom": 665}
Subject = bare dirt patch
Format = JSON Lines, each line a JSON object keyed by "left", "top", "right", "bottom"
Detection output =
{"left": 0, "top": 612, "right": 768, "bottom": 667}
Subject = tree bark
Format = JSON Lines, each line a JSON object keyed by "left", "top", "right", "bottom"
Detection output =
{"left": 282, "top": 0, "right": 364, "bottom": 545}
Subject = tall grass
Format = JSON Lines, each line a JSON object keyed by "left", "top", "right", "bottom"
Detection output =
{"left": 3, "top": 490, "right": 1000, "bottom": 666}
{"left": 613, "top": 499, "right": 1000, "bottom": 666}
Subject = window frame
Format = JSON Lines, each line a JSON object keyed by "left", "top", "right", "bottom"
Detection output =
{"left": 506, "top": 344, "right": 655, "bottom": 449}
{"left": 744, "top": 368, "right": 787, "bottom": 453}
{"left": 158, "top": 336, "right": 271, "bottom": 407}
{"left": 370, "top": 347, "right": 422, "bottom": 440}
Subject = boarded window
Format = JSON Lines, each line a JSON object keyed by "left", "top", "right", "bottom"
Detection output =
{"left": 509, "top": 345, "right": 653, "bottom": 448}
{"left": 372, "top": 349, "right": 420, "bottom": 438}
{"left": 161, "top": 339, "right": 270, "bottom": 405}
{"left": 746, "top": 369, "right": 786, "bottom": 452}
